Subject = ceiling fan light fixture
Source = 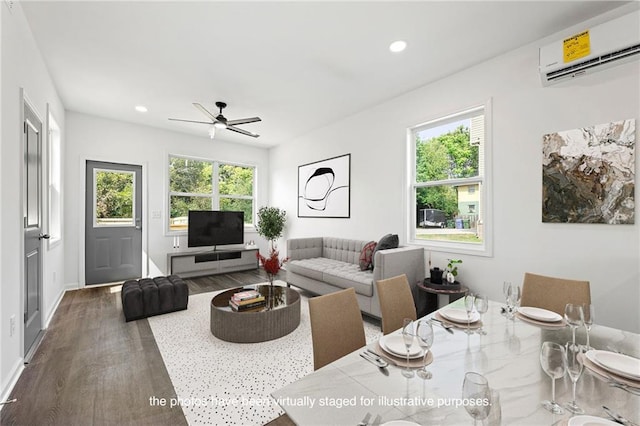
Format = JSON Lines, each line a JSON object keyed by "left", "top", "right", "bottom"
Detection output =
{"left": 135, "top": 105, "right": 148, "bottom": 113}
{"left": 208, "top": 125, "right": 216, "bottom": 139}
{"left": 213, "top": 121, "right": 227, "bottom": 130}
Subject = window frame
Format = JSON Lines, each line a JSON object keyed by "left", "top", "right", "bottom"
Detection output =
{"left": 406, "top": 99, "right": 493, "bottom": 257}
{"left": 166, "top": 154, "right": 257, "bottom": 235}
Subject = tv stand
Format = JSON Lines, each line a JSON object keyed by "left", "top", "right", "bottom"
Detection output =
{"left": 167, "top": 248, "right": 258, "bottom": 278}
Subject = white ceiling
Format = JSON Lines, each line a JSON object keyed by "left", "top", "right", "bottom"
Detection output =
{"left": 21, "top": 1, "right": 628, "bottom": 147}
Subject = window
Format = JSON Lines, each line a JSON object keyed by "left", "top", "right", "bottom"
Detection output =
{"left": 168, "top": 155, "right": 255, "bottom": 232}
{"left": 47, "top": 112, "right": 62, "bottom": 247}
{"left": 94, "top": 169, "right": 135, "bottom": 226}
{"left": 408, "top": 102, "right": 491, "bottom": 255}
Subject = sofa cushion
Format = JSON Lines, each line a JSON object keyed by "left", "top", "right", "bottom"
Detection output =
{"left": 288, "top": 257, "right": 374, "bottom": 297}
{"left": 322, "top": 237, "right": 368, "bottom": 265}
{"left": 287, "top": 258, "right": 326, "bottom": 281}
{"left": 359, "top": 241, "right": 377, "bottom": 271}
{"left": 371, "top": 234, "right": 399, "bottom": 267}
{"left": 322, "top": 266, "right": 374, "bottom": 297}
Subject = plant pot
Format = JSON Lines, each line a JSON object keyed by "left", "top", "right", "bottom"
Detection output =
{"left": 430, "top": 268, "right": 444, "bottom": 284}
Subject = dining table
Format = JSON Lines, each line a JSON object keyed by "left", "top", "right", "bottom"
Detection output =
{"left": 271, "top": 299, "right": 639, "bottom": 425}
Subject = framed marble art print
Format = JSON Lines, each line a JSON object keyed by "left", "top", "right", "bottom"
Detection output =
{"left": 298, "top": 154, "right": 351, "bottom": 218}
{"left": 542, "top": 119, "right": 635, "bottom": 224}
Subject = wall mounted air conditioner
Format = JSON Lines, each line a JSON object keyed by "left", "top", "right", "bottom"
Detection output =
{"left": 539, "top": 10, "right": 640, "bottom": 86}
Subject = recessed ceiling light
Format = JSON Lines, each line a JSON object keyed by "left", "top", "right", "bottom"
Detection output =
{"left": 135, "top": 105, "right": 148, "bottom": 113}
{"left": 389, "top": 40, "right": 407, "bottom": 53}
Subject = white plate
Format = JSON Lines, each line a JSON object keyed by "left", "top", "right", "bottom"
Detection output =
{"left": 518, "top": 306, "right": 562, "bottom": 322}
{"left": 379, "top": 334, "right": 422, "bottom": 359}
{"left": 381, "top": 421, "right": 420, "bottom": 426}
{"left": 567, "top": 415, "right": 617, "bottom": 426}
{"left": 586, "top": 350, "right": 640, "bottom": 381}
{"left": 440, "top": 308, "right": 480, "bottom": 323}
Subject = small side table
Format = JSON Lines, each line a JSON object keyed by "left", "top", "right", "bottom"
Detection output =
{"left": 417, "top": 281, "right": 469, "bottom": 314}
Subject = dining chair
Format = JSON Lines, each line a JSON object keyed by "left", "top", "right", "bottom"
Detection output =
{"left": 520, "top": 272, "right": 591, "bottom": 316}
{"left": 308, "top": 287, "right": 366, "bottom": 370}
{"left": 376, "top": 274, "right": 417, "bottom": 335}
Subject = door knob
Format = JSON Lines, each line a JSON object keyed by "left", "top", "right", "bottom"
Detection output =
{"left": 38, "top": 233, "right": 50, "bottom": 240}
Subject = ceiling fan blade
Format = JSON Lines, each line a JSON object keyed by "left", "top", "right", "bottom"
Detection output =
{"left": 168, "top": 118, "right": 213, "bottom": 125}
{"left": 226, "top": 117, "right": 261, "bottom": 126}
{"left": 227, "top": 125, "right": 260, "bottom": 138}
{"left": 193, "top": 103, "right": 217, "bottom": 121}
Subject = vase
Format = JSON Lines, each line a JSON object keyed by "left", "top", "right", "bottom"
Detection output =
{"left": 446, "top": 272, "right": 455, "bottom": 284}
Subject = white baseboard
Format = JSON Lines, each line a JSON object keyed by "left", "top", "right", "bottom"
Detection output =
{"left": 43, "top": 287, "right": 67, "bottom": 329}
{"left": 0, "top": 359, "right": 24, "bottom": 412}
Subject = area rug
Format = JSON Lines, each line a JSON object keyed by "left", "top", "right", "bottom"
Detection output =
{"left": 148, "top": 288, "right": 382, "bottom": 425}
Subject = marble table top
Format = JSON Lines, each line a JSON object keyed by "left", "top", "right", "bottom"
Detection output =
{"left": 272, "top": 299, "right": 639, "bottom": 425}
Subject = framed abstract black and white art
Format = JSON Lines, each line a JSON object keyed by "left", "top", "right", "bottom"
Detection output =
{"left": 298, "top": 153, "right": 351, "bottom": 218}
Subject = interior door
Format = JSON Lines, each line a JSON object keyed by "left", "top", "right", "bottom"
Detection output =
{"left": 23, "top": 101, "right": 46, "bottom": 356}
{"left": 85, "top": 161, "right": 142, "bottom": 285}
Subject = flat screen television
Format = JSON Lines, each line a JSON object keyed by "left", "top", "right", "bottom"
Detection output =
{"left": 187, "top": 210, "right": 244, "bottom": 249}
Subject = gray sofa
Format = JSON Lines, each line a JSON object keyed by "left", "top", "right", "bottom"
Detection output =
{"left": 286, "top": 237, "right": 425, "bottom": 318}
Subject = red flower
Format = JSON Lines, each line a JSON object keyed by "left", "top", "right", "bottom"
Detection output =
{"left": 257, "top": 249, "right": 289, "bottom": 278}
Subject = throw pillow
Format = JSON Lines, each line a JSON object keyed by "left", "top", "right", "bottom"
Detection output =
{"left": 371, "top": 234, "right": 399, "bottom": 268}
{"left": 358, "top": 241, "right": 377, "bottom": 271}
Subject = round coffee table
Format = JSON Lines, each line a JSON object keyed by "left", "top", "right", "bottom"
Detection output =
{"left": 210, "top": 284, "right": 301, "bottom": 343}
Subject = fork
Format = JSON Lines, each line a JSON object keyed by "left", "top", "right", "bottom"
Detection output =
{"left": 430, "top": 318, "right": 454, "bottom": 334}
{"left": 357, "top": 412, "right": 371, "bottom": 426}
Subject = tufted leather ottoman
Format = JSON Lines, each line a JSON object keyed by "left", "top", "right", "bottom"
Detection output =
{"left": 121, "top": 275, "right": 189, "bottom": 321}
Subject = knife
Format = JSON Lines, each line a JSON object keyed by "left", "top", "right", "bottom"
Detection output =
{"left": 603, "top": 405, "right": 638, "bottom": 426}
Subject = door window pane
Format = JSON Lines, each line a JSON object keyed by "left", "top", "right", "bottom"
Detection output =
{"left": 26, "top": 123, "right": 40, "bottom": 227}
{"left": 94, "top": 170, "right": 135, "bottom": 226}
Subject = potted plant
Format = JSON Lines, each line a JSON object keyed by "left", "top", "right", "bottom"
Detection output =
{"left": 446, "top": 259, "right": 462, "bottom": 284}
{"left": 255, "top": 207, "right": 288, "bottom": 285}
{"left": 256, "top": 207, "right": 286, "bottom": 250}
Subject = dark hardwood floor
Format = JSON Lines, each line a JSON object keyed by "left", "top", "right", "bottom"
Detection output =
{"left": 1, "top": 269, "right": 296, "bottom": 426}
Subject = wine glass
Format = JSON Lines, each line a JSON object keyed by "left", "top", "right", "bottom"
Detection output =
{"left": 502, "top": 282, "right": 512, "bottom": 316}
{"left": 564, "top": 304, "right": 584, "bottom": 350}
{"left": 582, "top": 304, "right": 594, "bottom": 350}
{"left": 564, "top": 342, "right": 585, "bottom": 414}
{"left": 462, "top": 372, "right": 492, "bottom": 425}
{"left": 506, "top": 285, "right": 521, "bottom": 319}
{"left": 464, "top": 293, "right": 476, "bottom": 334}
{"left": 402, "top": 318, "right": 415, "bottom": 378}
{"left": 539, "top": 341, "right": 567, "bottom": 414}
{"left": 416, "top": 320, "right": 434, "bottom": 379}
{"left": 474, "top": 295, "right": 489, "bottom": 335}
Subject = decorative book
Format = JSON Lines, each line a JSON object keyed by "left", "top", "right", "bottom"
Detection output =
{"left": 229, "top": 299, "right": 267, "bottom": 311}
{"left": 232, "top": 290, "right": 261, "bottom": 301}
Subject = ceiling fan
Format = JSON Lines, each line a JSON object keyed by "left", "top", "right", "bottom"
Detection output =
{"left": 169, "top": 101, "right": 261, "bottom": 138}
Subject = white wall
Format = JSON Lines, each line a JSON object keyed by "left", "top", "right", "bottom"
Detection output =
{"left": 1, "top": 1, "right": 66, "bottom": 402}
{"left": 64, "top": 112, "right": 271, "bottom": 287}
{"left": 270, "top": 5, "right": 640, "bottom": 333}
